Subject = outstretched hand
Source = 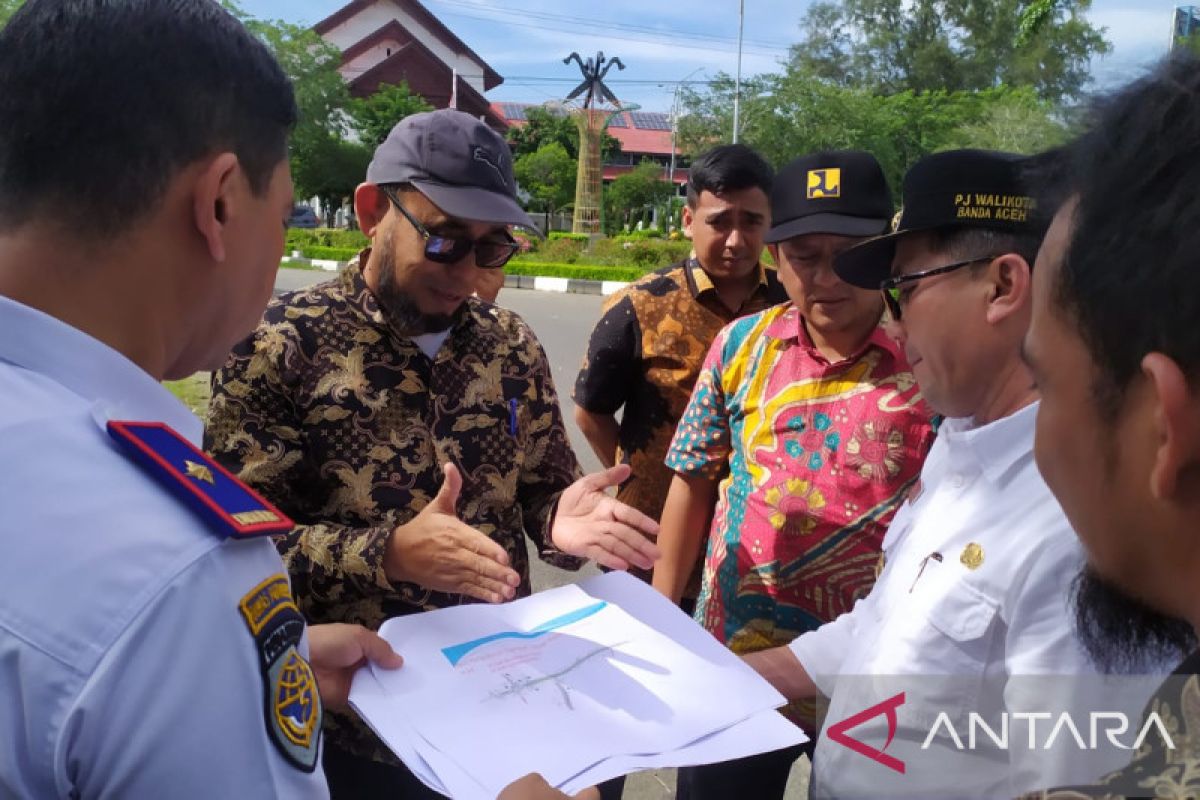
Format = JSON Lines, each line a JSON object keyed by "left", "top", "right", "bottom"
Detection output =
{"left": 550, "top": 463, "right": 661, "bottom": 571}
{"left": 384, "top": 463, "right": 521, "bottom": 603}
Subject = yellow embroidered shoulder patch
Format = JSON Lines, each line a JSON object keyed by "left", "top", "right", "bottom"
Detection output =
{"left": 238, "top": 573, "right": 322, "bottom": 771}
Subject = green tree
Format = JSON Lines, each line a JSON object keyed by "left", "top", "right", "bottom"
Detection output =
{"left": 675, "top": 73, "right": 775, "bottom": 157}
{"left": 223, "top": 1, "right": 352, "bottom": 211}
{"left": 1018, "top": 0, "right": 1066, "bottom": 45}
{"left": 0, "top": 0, "right": 24, "bottom": 26}
{"left": 291, "top": 133, "right": 372, "bottom": 224}
{"left": 677, "top": 69, "right": 1068, "bottom": 198}
{"left": 347, "top": 81, "right": 432, "bottom": 147}
{"left": 790, "top": 0, "right": 1109, "bottom": 104}
{"left": 513, "top": 142, "right": 576, "bottom": 233}
{"left": 230, "top": 7, "right": 348, "bottom": 141}
{"left": 506, "top": 106, "right": 621, "bottom": 162}
{"left": 603, "top": 160, "right": 673, "bottom": 235}
{"left": 943, "top": 87, "right": 1071, "bottom": 152}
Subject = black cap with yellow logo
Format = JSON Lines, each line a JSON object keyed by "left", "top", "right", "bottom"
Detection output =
{"left": 834, "top": 149, "right": 1043, "bottom": 289}
{"left": 764, "top": 150, "right": 893, "bottom": 244}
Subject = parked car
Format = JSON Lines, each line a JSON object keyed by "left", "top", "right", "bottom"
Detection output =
{"left": 287, "top": 205, "right": 319, "bottom": 229}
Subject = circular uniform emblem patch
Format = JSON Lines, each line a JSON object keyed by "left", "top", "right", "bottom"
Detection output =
{"left": 270, "top": 646, "right": 321, "bottom": 759}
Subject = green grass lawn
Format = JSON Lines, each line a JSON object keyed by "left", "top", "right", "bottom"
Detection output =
{"left": 164, "top": 372, "right": 211, "bottom": 417}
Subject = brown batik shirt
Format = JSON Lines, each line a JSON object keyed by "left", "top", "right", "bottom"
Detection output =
{"left": 573, "top": 259, "right": 787, "bottom": 595}
{"left": 205, "top": 253, "right": 583, "bottom": 763}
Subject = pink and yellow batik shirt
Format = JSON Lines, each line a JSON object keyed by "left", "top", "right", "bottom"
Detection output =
{"left": 666, "top": 303, "right": 936, "bottom": 658}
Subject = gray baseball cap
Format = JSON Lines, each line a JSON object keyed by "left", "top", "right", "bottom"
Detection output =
{"left": 366, "top": 108, "right": 535, "bottom": 229}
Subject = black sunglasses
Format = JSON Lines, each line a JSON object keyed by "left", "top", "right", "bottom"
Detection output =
{"left": 880, "top": 257, "right": 994, "bottom": 321}
{"left": 380, "top": 186, "right": 520, "bottom": 270}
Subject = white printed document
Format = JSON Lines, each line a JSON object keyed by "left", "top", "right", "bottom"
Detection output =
{"left": 349, "top": 571, "right": 807, "bottom": 798}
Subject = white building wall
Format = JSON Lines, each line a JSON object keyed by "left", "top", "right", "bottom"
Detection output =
{"left": 322, "top": 0, "right": 488, "bottom": 93}
{"left": 340, "top": 41, "right": 401, "bottom": 81}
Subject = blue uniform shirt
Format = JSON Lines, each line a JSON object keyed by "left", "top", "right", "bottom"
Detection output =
{"left": 0, "top": 296, "right": 328, "bottom": 798}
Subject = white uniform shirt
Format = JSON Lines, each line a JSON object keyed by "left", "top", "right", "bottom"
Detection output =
{"left": 0, "top": 296, "right": 328, "bottom": 799}
{"left": 789, "top": 403, "right": 1156, "bottom": 798}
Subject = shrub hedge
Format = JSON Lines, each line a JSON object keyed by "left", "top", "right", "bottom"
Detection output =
{"left": 299, "top": 245, "right": 361, "bottom": 261}
{"left": 286, "top": 227, "right": 369, "bottom": 250}
{"left": 505, "top": 261, "right": 645, "bottom": 282}
{"left": 615, "top": 228, "right": 664, "bottom": 241}
{"left": 547, "top": 231, "right": 590, "bottom": 243}
{"left": 281, "top": 234, "right": 697, "bottom": 277}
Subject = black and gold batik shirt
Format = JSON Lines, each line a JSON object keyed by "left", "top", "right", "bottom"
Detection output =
{"left": 205, "top": 252, "right": 583, "bottom": 762}
{"left": 1024, "top": 650, "right": 1200, "bottom": 799}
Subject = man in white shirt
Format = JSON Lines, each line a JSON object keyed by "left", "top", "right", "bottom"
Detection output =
{"left": 743, "top": 150, "right": 1159, "bottom": 798}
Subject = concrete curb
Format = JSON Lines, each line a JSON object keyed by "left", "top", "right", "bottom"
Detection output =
{"left": 280, "top": 259, "right": 630, "bottom": 297}
{"left": 281, "top": 257, "right": 340, "bottom": 272}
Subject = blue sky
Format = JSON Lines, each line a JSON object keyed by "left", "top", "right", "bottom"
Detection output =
{"left": 241, "top": 0, "right": 1179, "bottom": 112}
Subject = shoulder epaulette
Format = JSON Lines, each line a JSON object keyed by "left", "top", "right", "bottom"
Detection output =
{"left": 107, "top": 420, "right": 293, "bottom": 539}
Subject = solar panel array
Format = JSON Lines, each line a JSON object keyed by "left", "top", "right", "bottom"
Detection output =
{"left": 629, "top": 112, "right": 671, "bottom": 131}
{"left": 496, "top": 104, "right": 671, "bottom": 130}
{"left": 498, "top": 103, "right": 572, "bottom": 121}
{"left": 499, "top": 103, "right": 527, "bottom": 122}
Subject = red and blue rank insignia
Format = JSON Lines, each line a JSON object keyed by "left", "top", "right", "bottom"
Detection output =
{"left": 106, "top": 421, "right": 293, "bottom": 539}
{"left": 239, "top": 574, "right": 322, "bottom": 771}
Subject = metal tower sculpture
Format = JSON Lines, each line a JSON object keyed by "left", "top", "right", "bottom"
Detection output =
{"left": 562, "top": 51, "right": 624, "bottom": 234}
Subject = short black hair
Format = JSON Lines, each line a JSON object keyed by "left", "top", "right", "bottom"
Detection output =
{"left": 0, "top": 0, "right": 297, "bottom": 238}
{"left": 1056, "top": 54, "right": 1200, "bottom": 417}
{"left": 685, "top": 144, "right": 773, "bottom": 208}
{"left": 924, "top": 227, "right": 1045, "bottom": 271}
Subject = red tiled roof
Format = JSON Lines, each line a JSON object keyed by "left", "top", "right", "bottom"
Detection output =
{"left": 608, "top": 127, "right": 674, "bottom": 156}
{"left": 490, "top": 103, "right": 677, "bottom": 158}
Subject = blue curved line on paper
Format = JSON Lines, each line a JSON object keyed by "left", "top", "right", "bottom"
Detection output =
{"left": 440, "top": 601, "right": 609, "bottom": 666}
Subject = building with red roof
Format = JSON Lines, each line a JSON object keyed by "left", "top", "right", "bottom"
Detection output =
{"left": 491, "top": 102, "right": 686, "bottom": 188}
{"left": 315, "top": 0, "right": 508, "bottom": 132}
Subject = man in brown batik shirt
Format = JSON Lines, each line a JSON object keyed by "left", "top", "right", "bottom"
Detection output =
{"left": 573, "top": 144, "right": 785, "bottom": 609}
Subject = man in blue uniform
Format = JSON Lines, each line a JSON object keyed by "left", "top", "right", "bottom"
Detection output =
{"left": 0, "top": 1, "right": 404, "bottom": 796}
{"left": 0, "top": 3, "right": 584, "bottom": 799}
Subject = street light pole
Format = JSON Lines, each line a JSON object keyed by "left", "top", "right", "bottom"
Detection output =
{"left": 669, "top": 67, "right": 704, "bottom": 189}
{"left": 733, "top": 0, "right": 744, "bottom": 143}
{"left": 667, "top": 67, "right": 703, "bottom": 233}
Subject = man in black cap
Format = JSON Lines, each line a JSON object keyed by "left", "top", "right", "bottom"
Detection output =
{"left": 205, "top": 108, "right": 660, "bottom": 799}
{"left": 653, "top": 150, "right": 935, "bottom": 800}
{"left": 742, "top": 149, "right": 1160, "bottom": 798}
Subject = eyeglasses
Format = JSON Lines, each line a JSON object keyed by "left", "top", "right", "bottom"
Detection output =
{"left": 880, "top": 257, "right": 994, "bottom": 321}
{"left": 380, "top": 186, "right": 520, "bottom": 270}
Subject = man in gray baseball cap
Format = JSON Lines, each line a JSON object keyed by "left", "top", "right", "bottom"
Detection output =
{"left": 368, "top": 108, "right": 536, "bottom": 229}
{"left": 206, "top": 108, "right": 660, "bottom": 799}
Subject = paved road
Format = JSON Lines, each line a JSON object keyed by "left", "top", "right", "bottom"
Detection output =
{"left": 273, "top": 270, "right": 808, "bottom": 799}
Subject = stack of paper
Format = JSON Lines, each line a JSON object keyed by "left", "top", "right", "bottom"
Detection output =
{"left": 350, "top": 571, "right": 807, "bottom": 798}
